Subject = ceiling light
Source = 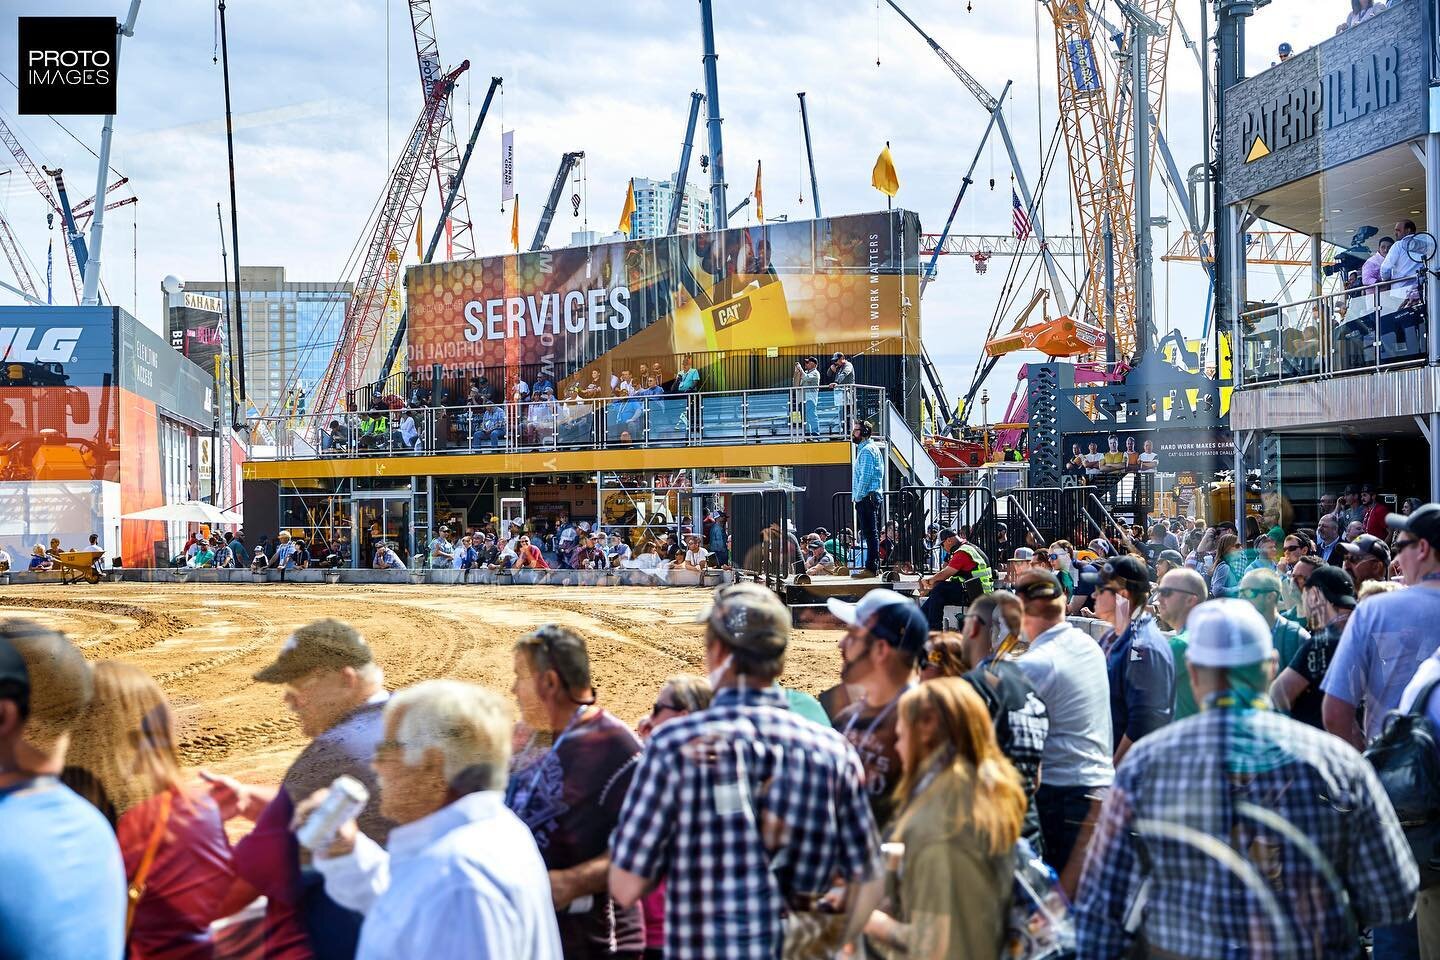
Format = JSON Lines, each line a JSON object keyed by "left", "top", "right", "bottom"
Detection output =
{"left": 1330, "top": 209, "right": 1342, "bottom": 214}
{"left": 1400, "top": 187, "right": 1413, "bottom": 192}
{"left": 1411, "top": 210, "right": 1422, "bottom": 215}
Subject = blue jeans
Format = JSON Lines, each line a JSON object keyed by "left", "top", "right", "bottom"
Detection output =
{"left": 803, "top": 397, "right": 819, "bottom": 434}
{"left": 855, "top": 493, "right": 880, "bottom": 573}
{"left": 1372, "top": 918, "right": 1420, "bottom": 959}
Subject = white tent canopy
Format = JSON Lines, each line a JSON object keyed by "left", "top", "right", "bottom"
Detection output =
{"left": 121, "top": 500, "right": 243, "bottom": 526}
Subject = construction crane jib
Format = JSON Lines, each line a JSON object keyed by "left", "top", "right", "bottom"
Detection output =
{"left": 313, "top": 60, "right": 470, "bottom": 419}
{"left": 882, "top": 0, "right": 1066, "bottom": 305}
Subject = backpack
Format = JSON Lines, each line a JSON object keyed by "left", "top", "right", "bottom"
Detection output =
{"left": 1363, "top": 677, "right": 1440, "bottom": 889}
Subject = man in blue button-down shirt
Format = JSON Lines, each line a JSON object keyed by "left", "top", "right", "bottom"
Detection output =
{"left": 851, "top": 421, "right": 884, "bottom": 576}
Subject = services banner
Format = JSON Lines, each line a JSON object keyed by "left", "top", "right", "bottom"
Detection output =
{"left": 405, "top": 210, "right": 921, "bottom": 383}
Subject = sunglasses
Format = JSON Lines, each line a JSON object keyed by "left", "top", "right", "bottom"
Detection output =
{"left": 1283, "top": 543, "right": 1303, "bottom": 553}
{"left": 1155, "top": 586, "right": 1198, "bottom": 598}
{"left": 1237, "top": 588, "right": 1279, "bottom": 599}
{"left": 1395, "top": 537, "right": 1423, "bottom": 555}
{"left": 651, "top": 699, "right": 687, "bottom": 717}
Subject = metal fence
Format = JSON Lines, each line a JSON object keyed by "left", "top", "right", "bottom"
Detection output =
{"left": 1237, "top": 278, "right": 1427, "bottom": 388}
{"left": 248, "top": 385, "right": 884, "bottom": 460}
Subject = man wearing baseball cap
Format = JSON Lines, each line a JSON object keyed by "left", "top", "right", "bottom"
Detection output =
{"left": 610, "top": 583, "right": 879, "bottom": 959}
{"left": 1075, "top": 598, "right": 1419, "bottom": 958}
{"left": 826, "top": 589, "right": 930, "bottom": 829}
{"left": 1093, "top": 556, "right": 1174, "bottom": 766}
{"left": 1271, "top": 565, "right": 1355, "bottom": 728}
{"left": 1323, "top": 504, "right": 1440, "bottom": 752}
{"left": 1010, "top": 570, "right": 1113, "bottom": 887}
{"left": 918, "top": 528, "right": 994, "bottom": 630}
{"left": 1340, "top": 532, "right": 1390, "bottom": 590}
{"left": 201, "top": 619, "right": 393, "bottom": 959}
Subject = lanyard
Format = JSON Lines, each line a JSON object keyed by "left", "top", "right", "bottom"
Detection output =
{"left": 843, "top": 683, "right": 912, "bottom": 743}
{"left": 1203, "top": 689, "right": 1270, "bottom": 712}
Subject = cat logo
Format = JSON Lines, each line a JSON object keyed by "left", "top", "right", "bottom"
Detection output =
{"left": 710, "top": 295, "right": 753, "bottom": 331}
{"left": 0, "top": 326, "right": 82, "bottom": 364}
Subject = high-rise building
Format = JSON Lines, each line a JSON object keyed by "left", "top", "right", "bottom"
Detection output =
{"left": 627, "top": 174, "right": 713, "bottom": 239}
{"left": 181, "top": 267, "right": 351, "bottom": 415}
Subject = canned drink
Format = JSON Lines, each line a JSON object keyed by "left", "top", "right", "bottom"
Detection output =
{"left": 296, "top": 774, "right": 370, "bottom": 851}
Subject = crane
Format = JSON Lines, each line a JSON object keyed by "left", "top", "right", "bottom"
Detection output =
{"left": 983, "top": 290, "right": 1107, "bottom": 358}
{"left": 408, "top": 0, "right": 477, "bottom": 262}
{"left": 699, "top": 0, "right": 729, "bottom": 229}
{"left": 0, "top": 211, "right": 39, "bottom": 303}
{"left": 377, "top": 75, "right": 503, "bottom": 379}
{"left": 797, "top": 92, "right": 821, "bottom": 218}
{"left": 0, "top": 116, "right": 82, "bottom": 301}
{"left": 312, "top": 60, "right": 469, "bottom": 419}
{"left": 882, "top": 0, "right": 1067, "bottom": 303}
{"left": 529, "top": 152, "right": 584, "bottom": 251}
{"left": 668, "top": 92, "right": 705, "bottom": 235}
{"left": 1035, "top": 0, "right": 1178, "bottom": 361}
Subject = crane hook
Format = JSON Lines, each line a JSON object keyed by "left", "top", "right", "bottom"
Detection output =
{"left": 571, "top": 194, "right": 581, "bottom": 217}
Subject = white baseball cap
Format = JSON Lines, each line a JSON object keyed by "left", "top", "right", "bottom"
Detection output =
{"left": 1184, "top": 598, "right": 1274, "bottom": 668}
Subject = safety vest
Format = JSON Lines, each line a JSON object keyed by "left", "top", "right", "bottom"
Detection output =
{"left": 957, "top": 543, "right": 994, "bottom": 593}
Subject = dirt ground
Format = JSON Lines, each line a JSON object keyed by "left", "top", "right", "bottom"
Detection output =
{"left": 0, "top": 583, "right": 843, "bottom": 787}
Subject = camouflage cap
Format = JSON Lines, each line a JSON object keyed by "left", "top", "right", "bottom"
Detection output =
{"left": 693, "top": 582, "right": 791, "bottom": 658}
{"left": 253, "top": 618, "right": 374, "bottom": 684}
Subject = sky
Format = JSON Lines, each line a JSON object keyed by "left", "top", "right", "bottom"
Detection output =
{"left": 0, "top": 0, "right": 1327, "bottom": 420}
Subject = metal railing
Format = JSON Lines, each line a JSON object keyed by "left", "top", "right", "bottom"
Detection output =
{"left": 247, "top": 385, "right": 885, "bottom": 460}
{"left": 1237, "top": 277, "right": 1427, "bottom": 388}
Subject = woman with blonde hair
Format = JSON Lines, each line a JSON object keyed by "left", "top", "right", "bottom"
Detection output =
{"left": 863, "top": 677, "right": 1027, "bottom": 957}
{"left": 63, "top": 662, "right": 255, "bottom": 959}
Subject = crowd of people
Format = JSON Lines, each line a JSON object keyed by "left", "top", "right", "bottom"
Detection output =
{"left": 6, "top": 489, "right": 1440, "bottom": 957}
{"left": 312, "top": 352, "right": 862, "bottom": 457}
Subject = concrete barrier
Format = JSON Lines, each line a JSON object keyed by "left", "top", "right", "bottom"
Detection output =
{"left": 66, "top": 568, "right": 736, "bottom": 588}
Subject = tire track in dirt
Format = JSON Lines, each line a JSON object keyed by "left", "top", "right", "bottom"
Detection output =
{"left": 0, "top": 593, "right": 193, "bottom": 659}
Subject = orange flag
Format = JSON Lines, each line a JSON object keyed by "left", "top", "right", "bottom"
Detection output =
{"left": 510, "top": 198, "right": 520, "bottom": 253}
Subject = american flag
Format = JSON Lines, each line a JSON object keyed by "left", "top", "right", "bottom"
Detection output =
{"left": 1012, "top": 189, "right": 1032, "bottom": 241}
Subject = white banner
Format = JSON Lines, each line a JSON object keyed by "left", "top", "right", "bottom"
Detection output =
{"left": 501, "top": 129, "right": 515, "bottom": 202}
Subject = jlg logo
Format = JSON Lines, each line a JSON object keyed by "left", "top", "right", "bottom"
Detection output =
{"left": 0, "top": 327, "right": 83, "bottom": 364}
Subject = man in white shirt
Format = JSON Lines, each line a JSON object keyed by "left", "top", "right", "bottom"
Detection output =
{"left": 1012, "top": 570, "right": 1115, "bottom": 892}
{"left": 306, "top": 680, "right": 562, "bottom": 959}
{"left": 1381, "top": 219, "right": 1424, "bottom": 298}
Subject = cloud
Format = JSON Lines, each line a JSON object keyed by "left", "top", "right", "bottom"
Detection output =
{"left": 0, "top": 0, "right": 1322, "bottom": 417}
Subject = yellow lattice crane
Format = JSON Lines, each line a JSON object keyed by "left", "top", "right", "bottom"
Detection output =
{"left": 1042, "top": 0, "right": 1176, "bottom": 361}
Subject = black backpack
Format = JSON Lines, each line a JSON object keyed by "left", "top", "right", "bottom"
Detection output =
{"left": 1363, "top": 677, "right": 1440, "bottom": 889}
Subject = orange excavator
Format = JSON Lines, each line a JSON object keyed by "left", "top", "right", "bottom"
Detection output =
{"left": 983, "top": 289, "right": 1107, "bottom": 359}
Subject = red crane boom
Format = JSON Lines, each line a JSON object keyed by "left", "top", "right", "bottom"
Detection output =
{"left": 312, "top": 60, "right": 469, "bottom": 419}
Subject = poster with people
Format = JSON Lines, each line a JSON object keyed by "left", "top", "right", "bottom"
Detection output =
{"left": 1063, "top": 428, "right": 1233, "bottom": 480}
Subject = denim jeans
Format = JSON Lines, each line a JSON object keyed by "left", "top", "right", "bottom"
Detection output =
{"left": 855, "top": 493, "right": 880, "bottom": 573}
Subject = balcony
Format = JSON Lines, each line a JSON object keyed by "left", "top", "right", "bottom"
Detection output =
{"left": 1237, "top": 278, "right": 1427, "bottom": 388}
{"left": 246, "top": 385, "right": 887, "bottom": 465}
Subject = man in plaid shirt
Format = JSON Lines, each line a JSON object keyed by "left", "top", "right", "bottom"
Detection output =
{"left": 1075, "top": 598, "right": 1418, "bottom": 959}
{"left": 609, "top": 582, "right": 880, "bottom": 959}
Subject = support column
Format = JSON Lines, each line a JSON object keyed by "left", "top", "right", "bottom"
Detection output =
{"left": 1311, "top": 232, "right": 1324, "bottom": 298}
{"left": 1233, "top": 430, "right": 1253, "bottom": 533}
{"left": 1431, "top": 413, "right": 1440, "bottom": 503}
{"left": 1426, "top": 119, "right": 1440, "bottom": 366}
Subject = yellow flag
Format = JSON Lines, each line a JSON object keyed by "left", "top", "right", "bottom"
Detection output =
{"left": 754, "top": 160, "right": 764, "bottom": 223}
{"left": 618, "top": 178, "right": 636, "bottom": 236}
{"left": 871, "top": 143, "right": 899, "bottom": 197}
{"left": 510, "top": 197, "right": 520, "bottom": 253}
{"left": 415, "top": 210, "right": 424, "bottom": 261}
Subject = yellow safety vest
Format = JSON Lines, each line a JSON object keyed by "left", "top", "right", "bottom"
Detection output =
{"left": 957, "top": 543, "right": 994, "bottom": 593}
